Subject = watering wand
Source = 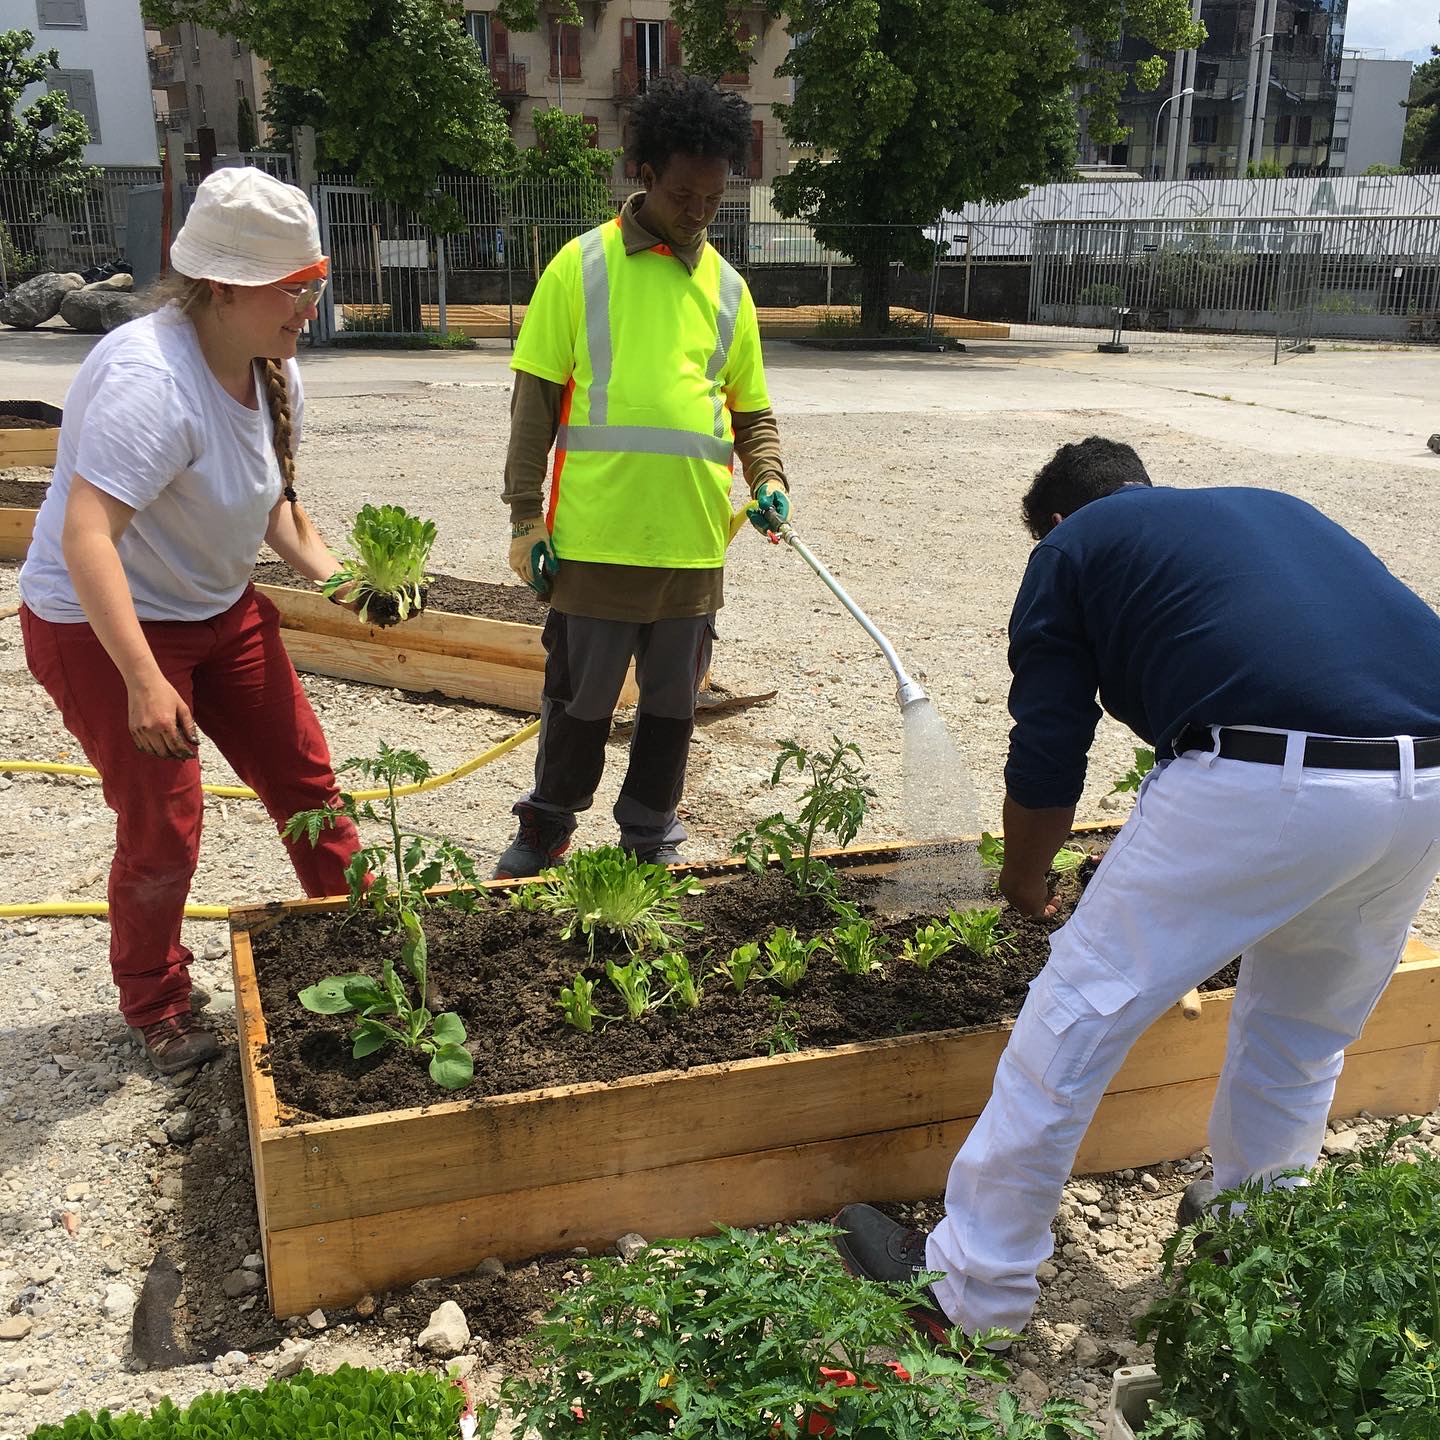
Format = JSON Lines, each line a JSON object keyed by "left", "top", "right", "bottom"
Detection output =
{"left": 746, "top": 498, "right": 929, "bottom": 712}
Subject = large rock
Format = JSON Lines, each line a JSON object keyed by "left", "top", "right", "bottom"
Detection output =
{"left": 0, "top": 272, "right": 84, "bottom": 329}
{"left": 416, "top": 1300, "right": 470, "bottom": 1356}
{"left": 89, "top": 271, "right": 135, "bottom": 292}
{"left": 60, "top": 286, "right": 145, "bottom": 334}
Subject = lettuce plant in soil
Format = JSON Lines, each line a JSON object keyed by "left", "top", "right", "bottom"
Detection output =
{"left": 1137, "top": 1123, "right": 1440, "bottom": 1437}
{"left": 322, "top": 502, "right": 437, "bottom": 626}
{"left": 503, "top": 1224, "right": 1097, "bottom": 1440}
{"left": 284, "top": 744, "right": 479, "bottom": 1090}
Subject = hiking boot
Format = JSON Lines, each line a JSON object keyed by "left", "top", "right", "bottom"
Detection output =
{"left": 631, "top": 842, "right": 683, "bottom": 867}
{"left": 1175, "top": 1179, "right": 1217, "bottom": 1229}
{"left": 1429, "top": 434, "right": 1440, "bottom": 456}
{"left": 130, "top": 1012, "right": 222, "bottom": 1077}
{"left": 492, "top": 802, "right": 574, "bottom": 880}
{"left": 831, "top": 1204, "right": 956, "bottom": 1346}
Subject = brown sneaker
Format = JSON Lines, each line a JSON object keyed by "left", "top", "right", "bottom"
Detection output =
{"left": 130, "top": 1012, "right": 222, "bottom": 1076}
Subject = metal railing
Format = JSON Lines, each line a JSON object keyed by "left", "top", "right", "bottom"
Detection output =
{"left": 0, "top": 170, "right": 161, "bottom": 287}
{"left": 148, "top": 44, "right": 183, "bottom": 85}
{"left": 491, "top": 59, "right": 528, "bottom": 98}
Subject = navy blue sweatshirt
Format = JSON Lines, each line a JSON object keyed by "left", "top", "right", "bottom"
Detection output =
{"left": 1005, "top": 486, "right": 1440, "bottom": 809}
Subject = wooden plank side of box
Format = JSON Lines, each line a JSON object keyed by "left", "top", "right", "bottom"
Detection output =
{"left": 0, "top": 433, "right": 58, "bottom": 467}
{"left": 260, "top": 1036, "right": 1440, "bottom": 1315}
{"left": 0, "top": 507, "right": 37, "bottom": 561}
{"left": 251, "top": 944, "right": 1438, "bottom": 1233}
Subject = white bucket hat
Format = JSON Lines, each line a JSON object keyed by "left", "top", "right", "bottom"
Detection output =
{"left": 171, "top": 166, "right": 327, "bottom": 285}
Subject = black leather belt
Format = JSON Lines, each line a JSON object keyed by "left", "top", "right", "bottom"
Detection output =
{"left": 1175, "top": 725, "right": 1440, "bottom": 771}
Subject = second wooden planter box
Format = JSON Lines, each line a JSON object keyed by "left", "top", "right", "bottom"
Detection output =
{"left": 0, "top": 401, "right": 61, "bottom": 561}
{"left": 229, "top": 843, "right": 1440, "bottom": 1318}
{"left": 255, "top": 581, "right": 637, "bottom": 713}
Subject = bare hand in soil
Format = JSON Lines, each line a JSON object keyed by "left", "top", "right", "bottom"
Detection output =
{"left": 128, "top": 676, "right": 200, "bottom": 760}
{"left": 1000, "top": 867, "right": 1056, "bottom": 919}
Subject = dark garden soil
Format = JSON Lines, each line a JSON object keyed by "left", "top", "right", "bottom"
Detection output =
{"left": 251, "top": 839, "right": 1244, "bottom": 1124}
{"left": 0, "top": 476, "right": 47, "bottom": 506}
{"left": 251, "top": 559, "right": 548, "bottom": 625}
{"left": 0, "top": 415, "right": 53, "bottom": 429}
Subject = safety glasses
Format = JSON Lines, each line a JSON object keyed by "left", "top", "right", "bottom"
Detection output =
{"left": 270, "top": 275, "right": 328, "bottom": 314}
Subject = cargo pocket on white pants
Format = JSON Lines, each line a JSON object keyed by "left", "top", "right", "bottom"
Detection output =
{"left": 1022, "top": 935, "right": 1141, "bottom": 1106}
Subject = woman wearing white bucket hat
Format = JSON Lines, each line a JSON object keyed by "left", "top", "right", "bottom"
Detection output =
{"left": 18, "top": 167, "right": 362, "bottom": 1077}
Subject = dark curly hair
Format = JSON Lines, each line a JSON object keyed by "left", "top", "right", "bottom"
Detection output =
{"left": 626, "top": 72, "right": 753, "bottom": 177}
{"left": 1021, "top": 437, "right": 1153, "bottom": 540}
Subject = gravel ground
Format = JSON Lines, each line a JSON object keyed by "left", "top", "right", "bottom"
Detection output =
{"left": 3, "top": 369, "right": 1440, "bottom": 1436}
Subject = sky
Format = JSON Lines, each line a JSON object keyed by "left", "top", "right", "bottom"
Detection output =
{"left": 1344, "top": 0, "right": 1439, "bottom": 63}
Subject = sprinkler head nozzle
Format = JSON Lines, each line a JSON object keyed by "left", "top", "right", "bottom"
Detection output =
{"left": 897, "top": 678, "right": 929, "bottom": 711}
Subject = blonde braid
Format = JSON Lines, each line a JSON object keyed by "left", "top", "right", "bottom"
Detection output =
{"left": 262, "top": 357, "right": 312, "bottom": 540}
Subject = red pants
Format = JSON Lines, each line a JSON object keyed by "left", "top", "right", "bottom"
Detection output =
{"left": 21, "top": 586, "right": 359, "bottom": 1027}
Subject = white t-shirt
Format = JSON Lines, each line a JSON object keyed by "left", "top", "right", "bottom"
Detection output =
{"left": 19, "top": 307, "right": 304, "bottom": 623}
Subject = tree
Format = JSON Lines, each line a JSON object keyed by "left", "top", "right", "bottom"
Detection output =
{"left": 236, "top": 94, "right": 258, "bottom": 155}
{"left": 672, "top": 0, "right": 1203, "bottom": 332}
{"left": 141, "top": 1, "right": 511, "bottom": 229}
{"left": 0, "top": 28, "right": 93, "bottom": 181}
{"left": 1402, "top": 46, "right": 1439, "bottom": 171}
{"left": 507, "top": 108, "right": 620, "bottom": 271}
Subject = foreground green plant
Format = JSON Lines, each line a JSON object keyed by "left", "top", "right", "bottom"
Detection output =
{"left": 947, "top": 905, "right": 1013, "bottom": 959}
{"left": 656, "top": 949, "right": 705, "bottom": 1010}
{"left": 733, "top": 737, "right": 874, "bottom": 897}
{"left": 974, "top": 831, "right": 1088, "bottom": 878}
{"left": 322, "top": 503, "right": 437, "bottom": 626}
{"left": 1138, "top": 1124, "right": 1440, "bottom": 1438}
{"left": 830, "top": 916, "right": 887, "bottom": 975}
{"left": 531, "top": 846, "right": 701, "bottom": 957}
{"left": 27, "top": 1365, "right": 486, "bottom": 1440}
{"left": 503, "top": 1224, "right": 1095, "bottom": 1440}
{"left": 1111, "top": 745, "right": 1156, "bottom": 795}
{"left": 900, "top": 922, "right": 957, "bottom": 970}
{"left": 557, "top": 973, "right": 605, "bottom": 1033}
{"left": 716, "top": 941, "right": 759, "bottom": 993}
{"left": 285, "top": 745, "right": 478, "bottom": 1090}
{"left": 605, "top": 956, "right": 655, "bottom": 1020}
{"left": 764, "top": 926, "right": 828, "bottom": 990}
{"left": 764, "top": 996, "right": 801, "bottom": 1056}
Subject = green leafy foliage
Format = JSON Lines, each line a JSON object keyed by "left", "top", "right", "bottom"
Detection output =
{"left": 1138, "top": 1125, "right": 1440, "bottom": 1438}
{"left": 764, "top": 925, "right": 829, "bottom": 990}
{"left": 716, "top": 940, "right": 760, "bottom": 993}
{"left": 284, "top": 745, "right": 478, "bottom": 1090}
{"left": 899, "top": 922, "right": 957, "bottom": 970}
{"left": 977, "top": 831, "right": 1006, "bottom": 870}
{"left": 322, "top": 504, "right": 437, "bottom": 627}
{"left": 672, "top": 0, "right": 1201, "bottom": 332}
{"left": 974, "top": 831, "right": 1087, "bottom": 878}
{"left": 946, "top": 905, "right": 1013, "bottom": 959}
{"left": 655, "top": 949, "right": 705, "bottom": 1010}
{"left": 504, "top": 1224, "right": 1097, "bottom": 1439}
{"left": 557, "top": 972, "right": 604, "bottom": 1032}
{"left": 0, "top": 29, "right": 94, "bottom": 182}
{"left": 604, "top": 955, "right": 655, "bottom": 1020}
{"left": 26, "top": 1365, "right": 484, "bottom": 1440}
{"left": 763, "top": 996, "right": 800, "bottom": 1055}
{"left": 733, "top": 738, "right": 874, "bottom": 898}
{"left": 830, "top": 916, "right": 888, "bottom": 975}
{"left": 529, "top": 845, "right": 702, "bottom": 957}
{"left": 1111, "top": 746, "right": 1156, "bottom": 795}
{"left": 1404, "top": 46, "right": 1440, "bottom": 169}
{"left": 140, "top": 0, "right": 511, "bottom": 228}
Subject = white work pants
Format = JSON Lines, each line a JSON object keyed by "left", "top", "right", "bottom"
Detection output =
{"left": 927, "top": 732, "right": 1440, "bottom": 1336}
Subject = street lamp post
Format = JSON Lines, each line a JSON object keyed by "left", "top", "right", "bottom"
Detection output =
{"left": 1153, "top": 86, "right": 1195, "bottom": 180}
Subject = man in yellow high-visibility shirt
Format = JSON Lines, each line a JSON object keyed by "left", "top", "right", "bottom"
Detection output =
{"left": 494, "top": 73, "right": 790, "bottom": 879}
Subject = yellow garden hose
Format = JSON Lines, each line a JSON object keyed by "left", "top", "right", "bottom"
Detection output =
{"left": 0, "top": 718, "right": 540, "bottom": 920}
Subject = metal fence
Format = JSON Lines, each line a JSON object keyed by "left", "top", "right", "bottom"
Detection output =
{"left": 1028, "top": 215, "right": 1440, "bottom": 357}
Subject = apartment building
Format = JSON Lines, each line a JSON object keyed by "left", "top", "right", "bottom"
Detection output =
{"left": 1081, "top": 0, "right": 1352, "bottom": 179}
{"left": 148, "top": 19, "right": 270, "bottom": 154}
{"left": 460, "top": 1, "right": 792, "bottom": 181}
{"left": 1330, "top": 49, "right": 1413, "bottom": 174}
{"left": 1, "top": 0, "right": 158, "bottom": 166}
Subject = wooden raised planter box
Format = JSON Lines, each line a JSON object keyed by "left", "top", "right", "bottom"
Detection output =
{"left": 0, "top": 402, "right": 61, "bottom": 561}
{"left": 229, "top": 840, "right": 1440, "bottom": 1318}
{"left": 255, "top": 580, "right": 637, "bottom": 713}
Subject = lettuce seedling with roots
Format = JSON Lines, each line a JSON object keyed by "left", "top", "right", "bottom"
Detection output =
{"left": 322, "top": 503, "right": 437, "bottom": 627}
{"left": 530, "top": 846, "right": 701, "bottom": 957}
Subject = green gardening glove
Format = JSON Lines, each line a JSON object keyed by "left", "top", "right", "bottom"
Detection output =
{"left": 749, "top": 480, "right": 792, "bottom": 533}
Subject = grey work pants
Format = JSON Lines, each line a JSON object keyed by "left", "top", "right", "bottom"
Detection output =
{"left": 522, "top": 611, "right": 714, "bottom": 853}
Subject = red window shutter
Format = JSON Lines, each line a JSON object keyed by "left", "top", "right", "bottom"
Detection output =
{"left": 548, "top": 18, "right": 560, "bottom": 78}
{"left": 582, "top": 113, "right": 600, "bottom": 148}
{"left": 624, "top": 151, "right": 639, "bottom": 180}
{"left": 620, "top": 17, "right": 636, "bottom": 65}
{"left": 665, "top": 19, "right": 683, "bottom": 69}
{"left": 563, "top": 23, "right": 581, "bottom": 79}
{"left": 491, "top": 18, "right": 509, "bottom": 66}
{"left": 750, "top": 118, "right": 763, "bottom": 179}
{"left": 722, "top": 20, "right": 751, "bottom": 84}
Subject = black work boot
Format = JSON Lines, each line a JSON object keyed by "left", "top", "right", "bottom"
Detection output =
{"left": 831, "top": 1204, "right": 956, "bottom": 1345}
{"left": 629, "top": 842, "right": 684, "bottom": 866}
{"left": 1175, "top": 1179, "right": 1217, "bottom": 1229}
{"left": 492, "top": 801, "right": 574, "bottom": 880}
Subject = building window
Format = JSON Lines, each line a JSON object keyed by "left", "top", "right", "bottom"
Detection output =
{"left": 196, "top": 82, "right": 208, "bottom": 126}
{"left": 1274, "top": 114, "right": 1292, "bottom": 145}
{"left": 1331, "top": 137, "right": 1347, "bottom": 153}
{"left": 722, "top": 20, "right": 753, "bottom": 86}
{"left": 549, "top": 18, "right": 581, "bottom": 80}
{"left": 46, "top": 68, "right": 99, "bottom": 140}
{"left": 232, "top": 35, "right": 242, "bottom": 56}
{"left": 465, "top": 10, "right": 491, "bottom": 65}
{"left": 1192, "top": 114, "right": 1218, "bottom": 144}
{"left": 1297, "top": 115, "right": 1312, "bottom": 147}
{"left": 191, "top": 25, "right": 201, "bottom": 62}
{"left": 235, "top": 78, "right": 247, "bottom": 102}
{"left": 1339, "top": 82, "right": 1353, "bottom": 93}
{"left": 749, "top": 118, "right": 763, "bottom": 179}
{"left": 36, "top": 0, "right": 86, "bottom": 28}
{"left": 637, "top": 20, "right": 665, "bottom": 87}
{"left": 1195, "top": 61, "right": 1219, "bottom": 93}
